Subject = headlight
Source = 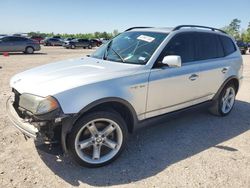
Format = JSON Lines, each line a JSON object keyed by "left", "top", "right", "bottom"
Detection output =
{"left": 36, "top": 96, "right": 59, "bottom": 114}
{"left": 19, "top": 94, "right": 59, "bottom": 115}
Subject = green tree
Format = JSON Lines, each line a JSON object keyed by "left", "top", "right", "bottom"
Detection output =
{"left": 242, "top": 22, "right": 250, "bottom": 42}
{"left": 222, "top": 18, "right": 241, "bottom": 39}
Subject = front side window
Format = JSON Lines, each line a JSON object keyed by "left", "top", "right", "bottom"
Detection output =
{"left": 161, "top": 33, "right": 195, "bottom": 63}
{"left": 91, "top": 31, "right": 167, "bottom": 65}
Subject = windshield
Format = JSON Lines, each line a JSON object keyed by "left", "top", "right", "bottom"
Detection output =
{"left": 90, "top": 31, "right": 167, "bottom": 64}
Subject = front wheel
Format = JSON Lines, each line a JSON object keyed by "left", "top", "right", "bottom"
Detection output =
{"left": 209, "top": 84, "right": 236, "bottom": 116}
{"left": 68, "top": 111, "right": 128, "bottom": 167}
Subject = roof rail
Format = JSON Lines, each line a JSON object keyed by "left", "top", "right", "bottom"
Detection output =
{"left": 173, "top": 25, "right": 227, "bottom": 34}
{"left": 125, "top": 27, "right": 153, "bottom": 32}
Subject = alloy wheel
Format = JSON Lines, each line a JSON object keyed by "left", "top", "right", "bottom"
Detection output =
{"left": 221, "top": 87, "right": 235, "bottom": 114}
{"left": 74, "top": 118, "right": 123, "bottom": 164}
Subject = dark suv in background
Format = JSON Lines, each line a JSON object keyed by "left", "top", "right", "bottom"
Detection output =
{"left": 236, "top": 41, "right": 248, "bottom": 54}
{"left": 63, "top": 39, "right": 93, "bottom": 49}
{"left": 0, "top": 36, "right": 40, "bottom": 54}
{"left": 90, "top": 39, "right": 102, "bottom": 47}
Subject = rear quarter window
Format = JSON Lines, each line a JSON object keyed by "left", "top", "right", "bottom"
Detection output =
{"left": 219, "top": 35, "right": 236, "bottom": 56}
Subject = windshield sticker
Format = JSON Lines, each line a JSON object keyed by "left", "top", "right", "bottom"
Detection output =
{"left": 137, "top": 35, "right": 155, "bottom": 43}
{"left": 138, "top": 56, "right": 146, "bottom": 61}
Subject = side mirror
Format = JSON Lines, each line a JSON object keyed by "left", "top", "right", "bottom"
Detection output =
{"left": 162, "top": 55, "right": 182, "bottom": 68}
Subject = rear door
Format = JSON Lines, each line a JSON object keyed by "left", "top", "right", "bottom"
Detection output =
{"left": 13, "top": 37, "right": 27, "bottom": 51}
{"left": 193, "top": 33, "right": 234, "bottom": 97}
{"left": 82, "top": 39, "right": 89, "bottom": 47}
{"left": 55, "top": 39, "right": 62, "bottom": 45}
{"left": 77, "top": 39, "right": 84, "bottom": 47}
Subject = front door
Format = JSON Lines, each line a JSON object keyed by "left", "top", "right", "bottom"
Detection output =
{"left": 146, "top": 32, "right": 205, "bottom": 118}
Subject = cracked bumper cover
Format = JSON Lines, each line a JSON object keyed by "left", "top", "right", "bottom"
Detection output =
{"left": 6, "top": 97, "right": 39, "bottom": 139}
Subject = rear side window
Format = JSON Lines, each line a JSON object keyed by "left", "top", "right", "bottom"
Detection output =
{"left": 219, "top": 36, "right": 236, "bottom": 56}
{"left": 14, "top": 37, "right": 27, "bottom": 41}
{"left": 196, "top": 33, "right": 224, "bottom": 61}
{"left": 162, "top": 33, "right": 195, "bottom": 63}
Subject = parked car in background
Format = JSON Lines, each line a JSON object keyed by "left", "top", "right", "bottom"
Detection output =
{"left": 63, "top": 38, "right": 93, "bottom": 49}
{"left": 30, "top": 36, "right": 44, "bottom": 44}
{"left": 100, "top": 38, "right": 109, "bottom": 44}
{"left": 0, "top": 36, "right": 40, "bottom": 54}
{"left": 236, "top": 41, "right": 248, "bottom": 54}
{"left": 90, "top": 39, "right": 102, "bottom": 47}
{"left": 7, "top": 25, "right": 243, "bottom": 167}
{"left": 43, "top": 38, "right": 64, "bottom": 46}
{"left": 64, "top": 37, "right": 75, "bottom": 41}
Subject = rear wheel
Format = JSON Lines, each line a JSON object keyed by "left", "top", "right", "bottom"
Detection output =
{"left": 68, "top": 111, "right": 128, "bottom": 167}
{"left": 71, "top": 44, "right": 76, "bottom": 49}
{"left": 25, "top": 47, "right": 34, "bottom": 54}
{"left": 209, "top": 84, "right": 236, "bottom": 116}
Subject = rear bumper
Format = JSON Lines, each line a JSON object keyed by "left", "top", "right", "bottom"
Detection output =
{"left": 6, "top": 97, "right": 38, "bottom": 139}
{"left": 34, "top": 45, "right": 41, "bottom": 51}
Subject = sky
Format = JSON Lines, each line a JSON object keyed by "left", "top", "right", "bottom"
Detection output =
{"left": 1, "top": 0, "right": 249, "bottom": 34}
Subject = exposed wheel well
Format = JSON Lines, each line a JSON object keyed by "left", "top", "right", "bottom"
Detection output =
{"left": 77, "top": 101, "right": 136, "bottom": 133}
{"left": 226, "top": 78, "right": 239, "bottom": 94}
{"left": 213, "top": 77, "right": 239, "bottom": 101}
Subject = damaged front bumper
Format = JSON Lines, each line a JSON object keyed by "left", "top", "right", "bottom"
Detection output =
{"left": 6, "top": 97, "right": 39, "bottom": 139}
{"left": 6, "top": 95, "right": 73, "bottom": 145}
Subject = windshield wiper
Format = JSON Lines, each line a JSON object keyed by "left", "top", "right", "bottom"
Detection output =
{"left": 103, "top": 40, "right": 112, "bottom": 60}
{"left": 103, "top": 40, "right": 124, "bottom": 63}
{"left": 110, "top": 48, "right": 124, "bottom": 63}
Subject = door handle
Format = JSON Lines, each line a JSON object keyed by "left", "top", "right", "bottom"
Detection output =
{"left": 221, "top": 67, "right": 228, "bottom": 74}
{"left": 189, "top": 74, "right": 199, "bottom": 81}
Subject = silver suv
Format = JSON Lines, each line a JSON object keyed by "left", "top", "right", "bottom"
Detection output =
{"left": 7, "top": 25, "right": 243, "bottom": 167}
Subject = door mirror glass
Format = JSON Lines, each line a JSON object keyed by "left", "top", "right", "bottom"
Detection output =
{"left": 162, "top": 55, "right": 182, "bottom": 68}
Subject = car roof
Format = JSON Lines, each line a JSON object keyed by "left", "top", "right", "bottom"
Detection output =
{"left": 1, "top": 35, "right": 27, "bottom": 38}
{"left": 126, "top": 25, "right": 228, "bottom": 36}
{"left": 128, "top": 27, "right": 173, "bottom": 34}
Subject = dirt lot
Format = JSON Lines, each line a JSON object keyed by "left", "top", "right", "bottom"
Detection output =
{"left": 0, "top": 47, "right": 249, "bottom": 188}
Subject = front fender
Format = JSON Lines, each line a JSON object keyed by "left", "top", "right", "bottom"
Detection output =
{"left": 54, "top": 71, "right": 149, "bottom": 119}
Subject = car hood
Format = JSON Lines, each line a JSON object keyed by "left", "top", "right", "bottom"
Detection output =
{"left": 10, "top": 57, "right": 143, "bottom": 97}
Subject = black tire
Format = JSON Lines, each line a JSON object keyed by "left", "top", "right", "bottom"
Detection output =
{"left": 25, "top": 46, "right": 34, "bottom": 54}
{"left": 67, "top": 111, "right": 128, "bottom": 168}
{"left": 209, "top": 83, "right": 236, "bottom": 116}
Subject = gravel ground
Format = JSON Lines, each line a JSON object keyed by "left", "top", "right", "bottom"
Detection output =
{"left": 0, "top": 47, "right": 249, "bottom": 188}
